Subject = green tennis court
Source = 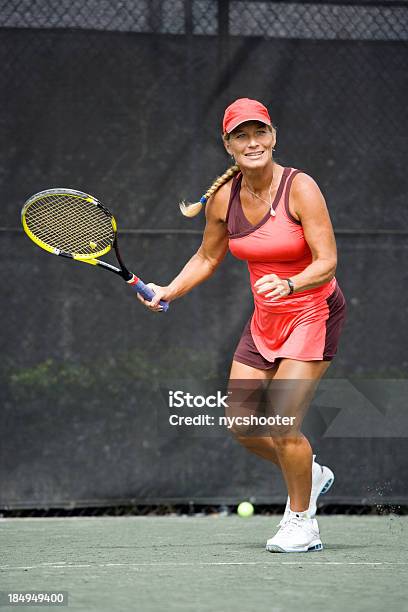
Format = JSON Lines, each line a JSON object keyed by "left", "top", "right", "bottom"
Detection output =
{"left": 2, "top": 515, "right": 407, "bottom": 611}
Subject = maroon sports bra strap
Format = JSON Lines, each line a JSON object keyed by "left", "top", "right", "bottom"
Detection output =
{"left": 284, "top": 169, "right": 304, "bottom": 225}
{"left": 225, "top": 172, "right": 242, "bottom": 225}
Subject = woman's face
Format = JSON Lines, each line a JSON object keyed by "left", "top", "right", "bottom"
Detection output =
{"left": 224, "top": 121, "right": 275, "bottom": 170}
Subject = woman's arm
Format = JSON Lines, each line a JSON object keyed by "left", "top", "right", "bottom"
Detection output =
{"left": 255, "top": 173, "right": 337, "bottom": 299}
{"left": 137, "top": 184, "right": 230, "bottom": 310}
{"left": 287, "top": 173, "right": 337, "bottom": 292}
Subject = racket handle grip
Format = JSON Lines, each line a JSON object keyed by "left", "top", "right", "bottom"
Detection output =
{"left": 127, "top": 275, "right": 169, "bottom": 312}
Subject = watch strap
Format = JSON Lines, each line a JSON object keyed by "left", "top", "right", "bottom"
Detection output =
{"left": 285, "top": 278, "right": 295, "bottom": 294}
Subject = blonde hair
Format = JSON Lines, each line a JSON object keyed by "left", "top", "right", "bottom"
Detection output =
{"left": 179, "top": 164, "right": 240, "bottom": 217}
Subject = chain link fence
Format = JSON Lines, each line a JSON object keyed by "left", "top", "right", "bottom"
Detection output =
{"left": 1, "top": 0, "right": 407, "bottom": 39}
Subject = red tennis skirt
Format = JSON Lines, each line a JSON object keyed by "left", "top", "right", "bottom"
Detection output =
{"left": 233, "top": 283, "right": 347, "bottom": 370}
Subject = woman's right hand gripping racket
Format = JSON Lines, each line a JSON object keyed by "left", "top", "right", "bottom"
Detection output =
{"left": 21, "top": 188, "right": 169, "bottom": 311}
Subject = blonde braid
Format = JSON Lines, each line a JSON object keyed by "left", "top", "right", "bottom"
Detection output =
{"left": 179, "top": 164, "right": 240, "bottom": 217}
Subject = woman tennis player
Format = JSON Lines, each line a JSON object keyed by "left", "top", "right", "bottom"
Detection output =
{"left": 138, "top": 98, "right": 347, "bottom": 553}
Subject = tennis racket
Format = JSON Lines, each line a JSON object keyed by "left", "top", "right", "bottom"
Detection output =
{"left": 21, "top": 188, "right": 169, "bottom": 311}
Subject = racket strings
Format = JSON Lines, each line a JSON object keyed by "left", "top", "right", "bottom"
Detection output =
{"left": 25, "top": 193, "right": 115, "bottom": 256}
{"left": 27, "top": 200, "right": 111, "bottom": 254}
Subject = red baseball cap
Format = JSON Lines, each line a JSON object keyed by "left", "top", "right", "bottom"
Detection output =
{"left": 222, "top": 98, "right": 272, "bottom": 134}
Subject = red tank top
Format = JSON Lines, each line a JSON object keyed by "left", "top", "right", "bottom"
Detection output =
{"left": 227, "top": 167, "right": 337, "bottom": 313}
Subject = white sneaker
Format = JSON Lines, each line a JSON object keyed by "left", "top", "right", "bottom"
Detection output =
{"left": 266, "top": 512, "right": 323, "bottom": 553}
{"left": 279, "top": 455, "right": 334, "bottom": 526}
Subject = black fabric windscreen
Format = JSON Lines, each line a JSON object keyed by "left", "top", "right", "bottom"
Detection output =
{"left": 1, "top": 1, "right": 407, "bottom": 508}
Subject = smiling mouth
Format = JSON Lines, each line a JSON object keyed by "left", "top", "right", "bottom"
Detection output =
{"left": 245, "top": 151, "right": 264, "bottom": 158}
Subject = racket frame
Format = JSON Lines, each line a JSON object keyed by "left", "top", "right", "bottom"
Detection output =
{"left": 21, "top": 188, "right": 169, "bottom": 310}
{"left": 21, "top": 187, "right": 135, "bottom": 277}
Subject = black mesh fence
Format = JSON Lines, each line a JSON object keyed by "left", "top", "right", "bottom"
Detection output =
{"left": 1, "top": 0, "right": 407, "bottom": 230}
{"left": 1, "top": 503, "right": 407, "bottom": 518}
{"left": 1, "top": 1, "right": 408, "bottom": 510}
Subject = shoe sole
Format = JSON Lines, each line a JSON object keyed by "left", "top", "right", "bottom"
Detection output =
{"left": 266, "top": 540, "right": 323, "bottom": 553}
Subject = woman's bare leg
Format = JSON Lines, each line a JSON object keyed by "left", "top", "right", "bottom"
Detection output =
{"left": 269, "top": 359, "right": 331, "bottom": 512}
{"left": 228, "top": 358, "right": 332, "bottom": 513}
{"left": 228, "top": 359, "right": 280, "bottom": 465}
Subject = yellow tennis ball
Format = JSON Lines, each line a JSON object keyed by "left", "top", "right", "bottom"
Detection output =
{"left": 89, "top": 241, "right": 97, "bottom": 250}
{"left": 237, "top": 502, "right": 254, "bottom": 518}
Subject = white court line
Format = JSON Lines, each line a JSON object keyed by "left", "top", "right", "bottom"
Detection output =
{"left": 1, "top": 561, "right": 408, "bottom": 570}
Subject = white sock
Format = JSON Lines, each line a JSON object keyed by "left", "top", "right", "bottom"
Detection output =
{"left": 288, "top": 509, "right": 310, "bottom": 520}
